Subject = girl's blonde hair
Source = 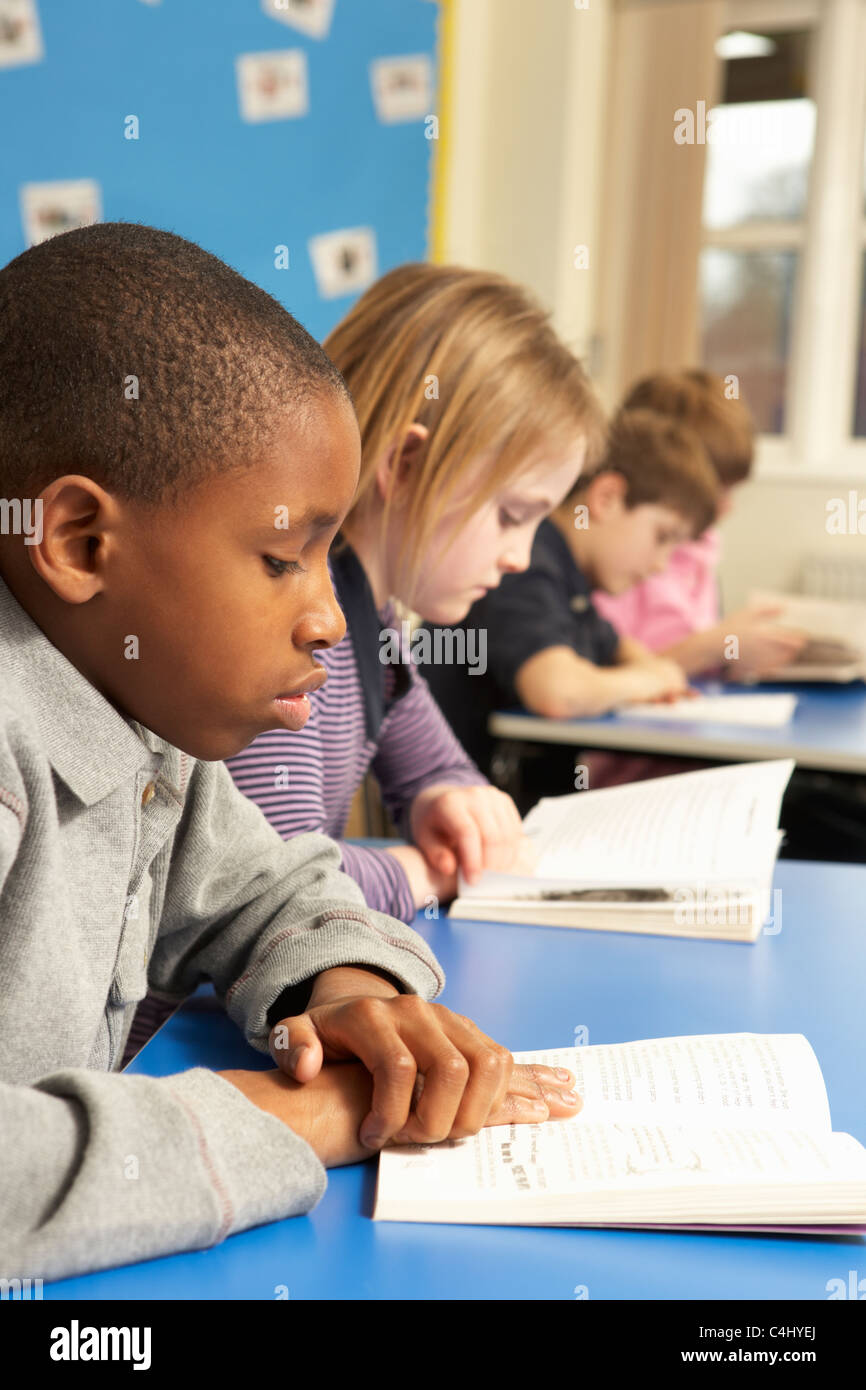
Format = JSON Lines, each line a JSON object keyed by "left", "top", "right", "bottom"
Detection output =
{"left": 324, "top": 263, "right": 606, "bottom": 602}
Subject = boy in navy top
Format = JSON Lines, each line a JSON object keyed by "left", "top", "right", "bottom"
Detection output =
{"left": 424, "top": 410, "right": 719, "bottom": 797}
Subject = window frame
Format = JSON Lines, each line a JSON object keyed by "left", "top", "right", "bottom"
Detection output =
{"left": 706, "top": 0, "right": 866, "bottom": 477}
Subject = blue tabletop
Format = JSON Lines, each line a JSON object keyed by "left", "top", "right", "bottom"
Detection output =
{"left": 489, "top": 680, "right": 866, "bottom": 772}
{"left": 47, "top": 858, "right": 866, "bottom": 1300}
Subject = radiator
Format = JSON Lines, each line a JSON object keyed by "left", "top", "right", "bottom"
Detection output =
{"left": 801, "top": 555, "right": 866, "bottom": 601}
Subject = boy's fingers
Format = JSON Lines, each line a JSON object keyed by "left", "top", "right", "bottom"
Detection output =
{"left": 393, "top": 1069, "right": 582, "bottom": 1142}
{"left": 401, "top": 1048, "right": 473, "bottom": 1144}
{"left": 268, "top": 1015, "right": 324, "bottom": 1082}
{"left": 385, "top": 1006, "right": 501, "bottom": 1145}
{"left": 368, "top": 1006, "right": 511, "bottom": 1144}
{"left": 360, "top": 1046, "right": 419, "bottom": 1149}
{"left": 485, "top": 1091, "right": 554, "bottom": 1126}
{"left": 507, "top": 1062, "right": 578, "bottom": 1100}
{"left": 295, "top": 998, "right": 583, "bottom": 1149}
{"left": 481, "top": 1059, "right": 583, "bottom": 1127}
{"left": 283, "top": 1001, "right": 419, "bottom": 1149}
{"left": 398, "top": 1027, "right": 580, "bottom": 1140}
{"left": 418, "top": 1018, "right": 514, "bottom": 1138}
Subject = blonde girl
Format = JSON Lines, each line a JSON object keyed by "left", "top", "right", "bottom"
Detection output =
{"left": 226, "top": 264, "right": 605, "bottom": 924}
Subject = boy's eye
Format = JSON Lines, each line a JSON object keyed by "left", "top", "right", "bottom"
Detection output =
{"left": 264, "top": 555, "right": 305, "bottom": 577}
{"left": 498, "top": 508, "right": 523, "bottom": 528}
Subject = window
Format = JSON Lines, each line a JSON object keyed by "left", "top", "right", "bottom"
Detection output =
{"left": 854, "top": 125, "right": 866, "bottom": 435}
{"left": 698, "top": 0, "right": 866, "bottom": 472}
{"left": 699, "top": 29, "right": 814, "bottom": 434}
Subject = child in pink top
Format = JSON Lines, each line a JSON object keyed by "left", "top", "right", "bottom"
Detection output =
{"left": 596, "top": 526, "right": 721, "bottom": 649}
{"left": 594, "top": 371, "right": 806, "bottom": 679}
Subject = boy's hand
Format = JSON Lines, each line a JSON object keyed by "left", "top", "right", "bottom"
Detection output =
{"left": 220, "top": 1059, "right": 580, "bottom": 1168}
{"left": 621, "top": 656, "right": 692, "bottom": 705}
{"left": 267, "top": 992, "right": 580, "bottom": 1149}
{"left": 220, "top": 1061, "right": 385, "bottom": 1166}
{"left": 409, "top": 783, "right": 526, "bottom": 886}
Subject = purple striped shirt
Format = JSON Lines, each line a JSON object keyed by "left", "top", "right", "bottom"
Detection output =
{"left": 225, "top": 562, "right": 487, "bottom": 924}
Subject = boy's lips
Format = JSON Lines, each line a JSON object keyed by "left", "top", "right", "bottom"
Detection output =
{"left": 272, "top": 671, "right": 326, "bottom": 732}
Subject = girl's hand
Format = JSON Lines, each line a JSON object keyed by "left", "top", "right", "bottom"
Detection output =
{"left": 267, "top": 994, "right": 581, "bottom": 1150}
{"left": 409, "top": 783, "right": 527, "bottom": 886}
{"left": 383, "top": 843, "right": 459, "bottom": 908}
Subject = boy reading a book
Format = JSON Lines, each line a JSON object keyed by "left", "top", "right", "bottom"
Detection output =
{"left": 424, "top": 410, "right": 719, "bottom": 794}
{"left": 0, "top": 223, "right": 579, "bottom": 1280}
{"left": 594, "top": 370, "right": 807, "bottom": 678}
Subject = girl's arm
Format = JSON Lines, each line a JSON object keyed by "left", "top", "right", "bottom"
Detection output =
{"left": 226, "top": 726, "right": 418, "bottom": 925}
{"left": 369, "top": 668, "right": 489, "bottom": 837}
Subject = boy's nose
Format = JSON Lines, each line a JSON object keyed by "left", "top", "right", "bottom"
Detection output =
{"left": 296, "top": 579, "right": 346, "bottom": 650}
{"left": 319, "top": 592, "right": 347, "bottom": 647}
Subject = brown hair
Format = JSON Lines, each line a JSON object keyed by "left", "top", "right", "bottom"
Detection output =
{"left": 574, "top": 409, "right": 720, "bottom": 538}
{"left": 621, "top": 368, "right": 754, "bottom": 487}
{"left": 323, "top": 263, "right": 606, "bottom": 601}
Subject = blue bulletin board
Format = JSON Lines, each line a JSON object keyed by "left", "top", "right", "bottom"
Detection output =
{"left": 0, "top": 0, "right": 439, "bottom": 340}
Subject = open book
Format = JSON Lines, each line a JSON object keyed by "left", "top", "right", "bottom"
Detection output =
{"left": 616, "top": 691, "right": 797, "bottom": 727}
{"left": 374, "top": 1033, "right": 866, "bottom": 1231}
{"left": 748, "top": 591, "right": 866, "bottom": 682}
{"left": 449, "top": 759, "right": 794, "bottom": 940}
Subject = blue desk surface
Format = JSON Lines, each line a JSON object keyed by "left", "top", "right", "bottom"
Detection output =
{"left": 489, "top": 681, "right": 866, "bottom": 773}
{"left": 50, "top": 859, "right": 865, "bottom": 1300}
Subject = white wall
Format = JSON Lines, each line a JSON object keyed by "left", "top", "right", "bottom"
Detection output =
{"left": 440, "top": 0, "right": 866, "bottom": 607}
{"left": 719, "top": 477, "right": 866, "bottom": 606}
{"left": 439, "top": 0, "right": 610, "bottom": 360}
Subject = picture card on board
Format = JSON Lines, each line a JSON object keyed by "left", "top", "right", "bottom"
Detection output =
{"left": 308, "top": 227, "right": 378, "bottom": 299}
{"left": 0, "top": 0, "right": 44, "bottom": 69}
{"left": 236, "top": 49, "right": 309, "bottom": 123}
{"left": 370, "top": 55, "right": 434, "bottom": 123}
{"left": 20, "top": 179, "right": 102, "bottom": 247}
{"left": 261, "top": 0, "right": 335, "bottom": 42}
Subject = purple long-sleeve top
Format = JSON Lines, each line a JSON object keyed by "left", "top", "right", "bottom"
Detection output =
{"left": 225, "top": 542, "right": 488, "bottom": 923}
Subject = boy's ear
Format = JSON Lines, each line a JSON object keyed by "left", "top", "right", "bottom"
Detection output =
{"left": 27, "top": 475, "right": 119, "bottom": 604}
{"left": 585, "top": 469, "right": 628, "bottom": 520}
{"left": 375, "top": 423, "right": 430, "bottom": 505}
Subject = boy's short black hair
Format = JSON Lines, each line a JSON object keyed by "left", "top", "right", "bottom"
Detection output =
{"left": 0, "top": 222, "right": 350, "bottom": 504}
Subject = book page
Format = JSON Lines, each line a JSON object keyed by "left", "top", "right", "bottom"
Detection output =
{"left": 616, "top": 693, "right": 797, "bottom": 728}
{"left": 377, "top": 1118, "right": 865, "bottom": 1211}
{"left": 513, "top": 1035, "right": 832, "bottom": 1132}
{"left": 510, "top": 759, "right": 793, "bottom": 886}
{"left": 749, "top": 591, "right": 866, "bottom": 659}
